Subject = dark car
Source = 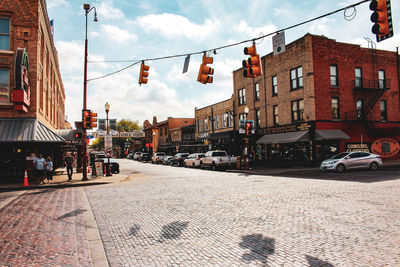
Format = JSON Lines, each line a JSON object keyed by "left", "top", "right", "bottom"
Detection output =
{"left": 170, "top": 153, "right": 189, "bottom": 167}
{"left": 140, "top": 153, "right": 151, "bottom": 162}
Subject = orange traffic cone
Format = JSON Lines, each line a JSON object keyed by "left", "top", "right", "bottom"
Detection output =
{"left": 23, "top": 170, "right": 29, "bottom": 187}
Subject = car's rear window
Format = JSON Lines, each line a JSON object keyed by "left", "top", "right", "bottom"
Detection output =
{"left": 212, "top": 152, "right": 227, "bottom": 157}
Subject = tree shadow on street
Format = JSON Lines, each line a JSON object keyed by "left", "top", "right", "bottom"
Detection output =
{"left": 57, "top": 208, "right": 87, "bottom": 220}
{"left": 158, "top": 221, "right": 189, "bottom": 243}
{"left": 306, "top": 255, "right": 334, "bottom": 267}
{"left": 239, "top": 233, "right": 275, "bottom": 265}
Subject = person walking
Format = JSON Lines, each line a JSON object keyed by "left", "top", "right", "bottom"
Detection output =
{"left": 33, "top": 154, "right": 46, "bottom": 184}
{"left": 64, "top": 152, "right": 74, "bottom": 181}
{"left": 46, "top": 156, "right": 54, "bottom": 183}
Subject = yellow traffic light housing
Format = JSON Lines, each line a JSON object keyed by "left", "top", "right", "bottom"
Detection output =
{"left": 242, "top": 42, "right": 262, "bottom": 78}
{"left": 197, "top": 52, "right": 214, "bottom": 84}
{"left": 90, "top": 112, "right": 97, "bottom": 129}
{"left": 139, "top": 61, "right": 150, "bottom": 85}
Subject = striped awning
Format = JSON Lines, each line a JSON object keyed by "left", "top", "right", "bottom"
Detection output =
{"left": 0, "top": 118, "right": 65, "bottom": 143}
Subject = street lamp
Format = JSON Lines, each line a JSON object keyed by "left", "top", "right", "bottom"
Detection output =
{"left": 82, "top": 3, "right": 98, "bottom": 181}
{"left": 225, "top": 107, "right": 237, "bottom": 156}
{"left": 105, "top": 102, "right": 112, "bottom": 177}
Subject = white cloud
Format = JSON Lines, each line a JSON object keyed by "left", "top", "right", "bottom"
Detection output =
{"left": 100, "top": 25, "right": 138, "bottom": 43}
{"left": 97, "top": 1, "right": 125, "bottom": 20}
{"left": 55, "top": 41, "right": 83, "bottom": 74}
{"left": 136, "top": 13, "right": 220, "bottom": 40}
{"left": 46, "top": 0, "right": 68, "bottom": 9}
{"left": 233, "top": 20, "right": 277, "bottom": 38}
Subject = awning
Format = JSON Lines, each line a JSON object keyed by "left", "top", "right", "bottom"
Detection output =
{"left": 0, "top": 118, "right": 65, "bottom": 143}
{"left": 315, "top": 129, "right": 350, "bottom": 140}
{"left": 256, "top": 130, "right": 309, "bottom": 145}
{"left": 211, "top": 131, "right": 233, "bottom": 140}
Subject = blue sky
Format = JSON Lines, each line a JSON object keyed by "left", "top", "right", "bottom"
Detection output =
{"left": 46, "top": 0, "right": 400, "bottom": 126}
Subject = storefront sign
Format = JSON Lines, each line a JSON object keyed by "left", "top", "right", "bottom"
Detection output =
{"left": 297, "top": 123, "right": 312, "bottom": 131}
{"left": 259, "top": 122, "right": 314, "bottom": 135}
{"left": 371, "top": 138, "right": 400, "bottom": 158}
{"left": 345, "top": 143, "right": 371, "bottom": 152}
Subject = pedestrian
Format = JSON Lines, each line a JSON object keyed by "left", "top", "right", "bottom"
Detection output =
{"left": 64, "top": 152, "right": 74, "bottom": 181}
{"left": 46, "top": 156, "right": 54, "bottom": 183}
{"left": 33, "top": 154, "right": 46, "bottom": 184}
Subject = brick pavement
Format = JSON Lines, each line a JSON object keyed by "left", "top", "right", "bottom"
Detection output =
{"left": 0, "top": 187, "right": 92, "bottom": 266}
{"left": 84, "top": 160, "right": 400, "bottom": 266}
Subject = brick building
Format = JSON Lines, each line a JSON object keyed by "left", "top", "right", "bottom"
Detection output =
{"left": 232, "top": 34, "right": 400, "bottom": 164}
{"left": 0, "top": 0, "right": 66, "bottom": 181}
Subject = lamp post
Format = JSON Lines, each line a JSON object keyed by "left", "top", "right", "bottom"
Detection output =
{"left": 225, "top": 107, "right": 237, "bottom": 155}
{"left": 244, "top": 106, "right": 250, "bottom": 170}
{"left": 105, "top": 102, "right": 112, "bottom": 176}
{"left": 82, "top": 4, "right": 98, "bottom": 181}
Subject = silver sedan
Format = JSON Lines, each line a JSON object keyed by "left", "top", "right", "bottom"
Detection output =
{"left": 320, "top": 151, "right": 383, "bottom": 173}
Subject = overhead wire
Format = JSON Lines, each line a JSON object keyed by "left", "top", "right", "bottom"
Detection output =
{"left": 87, "top": 0, "right": 369, "bottom": 82}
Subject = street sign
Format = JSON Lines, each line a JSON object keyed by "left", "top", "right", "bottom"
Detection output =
{"left": 273, "top": 32, "right": 286, "bottom": 55}
{"left": 105, "top": 148, "right": 112, "bottom": 157}
{"left": 105, "top": 134, "right": 112, "bottom": 150}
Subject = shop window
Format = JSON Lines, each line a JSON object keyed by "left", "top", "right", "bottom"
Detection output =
{"left": 356, "top": 99, "right": 363, "bottom": 119}
{"left": 238, "top": 88, "right": 246, "bottom": 105}
{"left": 330, "top": 64, "right": 338, "bottom": 87}
{"left": 254, "top": 82, "right": 260, "bottom": 101}
{"left": 273, "top": 105, "right": 279, "bottom": 125}
{"left": 355, "top": 67, "right": 362, "bottom": 88}
{"left": 380, "top": 100, "right": 387, "bottom": 121}
{"left": 291, "top": 99, "right": 304, "bottom": 122}
{"left": 331, "top": 97, "right": 340, "bottom": 120}
{"left": 290, "top": 66, "right": 303, "bottom": 90}
{"left": 255, "top": 109, "right": 260, "bottom": 127}
{"left": 0, "top": 18, "right": 10, "bottom": 50}
{"left": 272, "top": 75, "right": 278, "bottom": 96}
{"left": 0, "top": 69, "right": 9, "bottom": 103}
{"left": 378, "top": 70, "right": 386, "bottom": 89}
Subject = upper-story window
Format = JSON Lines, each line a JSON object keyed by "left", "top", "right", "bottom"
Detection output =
{"left": 272, "top": 75, "right": 278, "bottom": 96}
{"left": 228, "top": 114, "right": 233, "bottom": 128}
{"left": 330, "top": 64, "right": 338, "bottom": 86}
{"left": 238, "top": 88, "right": 246, "bottom": 105}
{"left": 291, "top": 99, "right": 304, "bottom": 122}
{"left": 380, "top": 100, "right": 387, "bottom": 121}
{"left": 199, "top": 120, "right": 203, "bottom": 132}
{"left": 378, "top": 70, "right": 386, "bottom": 89}
{"left": 356, "top": 99, "right": 363, "bottom": 119}
{"left": 215, "top": 115, "right": 219, "bottom": 129}
{"left": 0, "top": 69, "right": 9, "bottom": 103}
{"left": 255, "top": 109, "right": 260, "bottom": 127}
{"left": 165, "top": 127, "right": 167, "bottom": 135}
{"left": 254, "top": 82, "right": 260, "bottom": 101}
{"left": 355, "top": 67, "right": 362, "bottom": 88}
{"left": 273, "top": 105, "right": 279, "bottom": 125}
{"left": 0, "top": 18, "right": 10, "bottom": 50}
{"left": 331, "top": 97, "right": 340, "bottom": 120}
{"left": 239, "top": 113, "right": 246, "bottom": 121}
{"left": 290, "top": 66, "right": 303, "bottom": 90}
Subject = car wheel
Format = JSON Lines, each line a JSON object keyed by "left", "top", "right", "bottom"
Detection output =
{"left": 199, "top": 161, "right": 203, "bottom": 169}
{"left": 370, "top": 162, "right": 379, "bottom": 170}
{"left": 336, "top": 164, "right": 345, "bottom": 173}
{"left": 151, "top": 160, "right": 154, "bottom": 164}
{"left": 212, "top": 162, "right": 217, "bottom": 171}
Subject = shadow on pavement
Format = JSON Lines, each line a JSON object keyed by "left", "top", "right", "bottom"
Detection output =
{"left": 0, "top": 181, "right": 111, "bottom": 193}
{"left": 158, "top": 221, "right": 189, "bottom": 242}
{"left": 57, "top": 208, "right": 87, "bottom": 220}
{"left": 306, "top": 255, "right": 334, "bottom": 267}
{"left": 239, "top": 234, "right": 275, "bottom": 264}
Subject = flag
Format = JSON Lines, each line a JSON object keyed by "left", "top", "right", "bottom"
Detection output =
{"left": 50, "top": 20, "right": 54, "bottom": 36}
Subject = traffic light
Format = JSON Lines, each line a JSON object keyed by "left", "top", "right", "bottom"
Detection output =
{"left": 90, "top": 111, "right": 97, "bottom": 129}
{"left": 197, "top": 52, "right": 214, "bottom": 84}
{"left": 370, "top": 0, "right": 393, "bottom": 42}
{"left": 74, "top": 131, "right": 82, "bottom": 140}
{"left": 82, "top": 109, "right": 90, "bottom": 129}
{"left": 246, "top": 120, "right": 255, "bottom": 136}
{"left": 139, "top": 60, "right": 150, "bottom": 85}
{"left": 242, "top": 42, "right": 262, "bottom": 78}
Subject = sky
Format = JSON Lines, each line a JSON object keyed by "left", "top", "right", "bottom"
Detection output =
{"left": 46, "top": 0, "right": 400, "bottom": 127}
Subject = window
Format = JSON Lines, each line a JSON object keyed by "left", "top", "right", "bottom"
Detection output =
{"left": 330, "top": 64, "right": 338, "bottom": 86}
{"left": 228, "top": 114, "right": 233, "bottom": 128}
{"left": 273, "top": 105, "right": 279, "bottom": 125}
{"left": 380, "top": 100, "right": 387, "bottom": 121}
{"left": 254, "top": 82, "right": 260, "bottom": 101}
{"left": 291, "top": 99, "right": 304, "bottom": 122}
{"left": 378, "top": 70, "right": 386, "bottom": 89}
{"left": 165, "top": 127, "right": 167, "bottom": 135}
{"left": 238, "top": 88, "right": 246, "bottom": 105}
{"left": 160, "top": 128, "right": 163, "bottom": 136}
{"left": 239, "top": 113, "right": 246, "bottom": 121}
{"left": 331, "top": 97, "right": 340, "bottom": 120}
{"left": 0, "top": 18, "right": 10, "bottom": 50}
{"left": 199, "top": 120, "right": 203, "bottom": 132}
{"left": 255, "top": 109, "right": 260, "bottom": 127}
{"left": 215, "top": 115, "right": 219, "bottom": 129}
{"left": 205, "top": 119, "right": 208, "bottom": 131}
{"left": 272, "top": 75, "right": 278, "bottom": 96}
{"left": 355, "top": 67, "right": 362, "bottom": 88}
{"left": 0, "top": 69, "right": 9, "bottom": 103}
{"left": 290, "top": 66, "right": 303, "bottom": 90}
{"left": 222, "top": 114, "right": 226, "bottom": 128}
{"left": 356, "top": 99, "right": 363, "bottom": 119}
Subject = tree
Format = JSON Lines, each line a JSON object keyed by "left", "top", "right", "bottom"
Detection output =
{"left": 117, "top": 119, "right": 141, "bottom": 132}
{"left": 90, "top": 137, "right": 104, "bottom": 151}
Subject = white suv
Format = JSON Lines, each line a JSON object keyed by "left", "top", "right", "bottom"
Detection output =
{"left": 151, "top": 152, "right": 166, "bottom": 164}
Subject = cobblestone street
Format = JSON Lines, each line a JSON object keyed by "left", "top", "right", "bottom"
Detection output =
{"left": 84, "top": 160, "right": 400, "bottom": 266}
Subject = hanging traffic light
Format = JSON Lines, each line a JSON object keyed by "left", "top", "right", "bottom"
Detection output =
{"left": 90, "top": 111, "right": 98, "bottom": 129}
{"left": 370, "top": 0, "right": 394, "bottom": 42}
{"left": 242, "top": 42, "right": 262, "bottom": 78}
{"left": 82, "top": 109, "right": 91, "bottom": 129}
{"left": 246, "top": 121, "right": 251, "bottom": 136}
{"left": 197, "top": 52, "right": 214, "bottom": 84}
{"left": 139, "top": 60, "right": 150, "bottom": 85}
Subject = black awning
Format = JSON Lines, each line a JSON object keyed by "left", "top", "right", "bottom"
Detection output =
{"left": 256, "top": 131, "right": 309, "bottom": 145}
{"left": 315, "top": 130, "right": 350, "bottom": 140}
{"left": 211, "top": 131, "right": 233, "bottom": 140}
{"left": 0, "top": 118, "right": 65, "bottom": 143}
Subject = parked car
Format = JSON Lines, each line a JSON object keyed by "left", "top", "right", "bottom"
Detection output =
{"left": 140, "top": 153, "right": 151, "bottom": 162}
{"left": 94, "top": 153, "right": 120, "bottom": 174}
{"left": 127, "top": 153, "right": 134, "bottom": 159}
{"left": 151, "top": 152, "right": 166, "bottom": 164}
{"left": 162, "top": 156, "right": 173, "bottom": 165}
{"left": 200, "top": 150, "right": 237, "bottom": 170}
{"left": 320, "top": 151, "right": 382, "bottom": 173}
{"left": 184, "top": 153, "right": 205, "bottom": 167}
{"left": 133, "top": 152, "right": 142, "bottom": 160}
{"left": 170, "top": 153, "right": 189, "bottom": 167}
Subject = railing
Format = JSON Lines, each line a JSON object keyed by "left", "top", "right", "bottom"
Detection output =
{"left": 353, "top": 79, "right": 391, "bottom": 90}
